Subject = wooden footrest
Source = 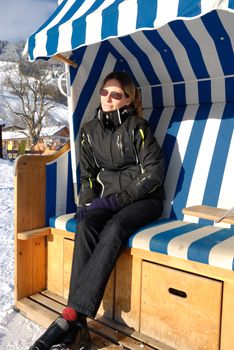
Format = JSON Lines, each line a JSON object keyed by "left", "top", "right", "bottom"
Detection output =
{"left": 15, "top": 291, "right": 175, "bottom": 350}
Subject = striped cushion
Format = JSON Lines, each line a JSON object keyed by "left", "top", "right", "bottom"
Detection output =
{"left": 45, "top": 150, "right": 77, "bottom": 225}
{"left": 49, "top": 215, "right": 234, "bottom": 271}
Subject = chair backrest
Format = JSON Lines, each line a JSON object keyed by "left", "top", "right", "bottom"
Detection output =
{"left": 147, "top": 102, "right": 234, "bottom": 223}
{"left": 44, "top": 8, "right": 234, "bottom": 225}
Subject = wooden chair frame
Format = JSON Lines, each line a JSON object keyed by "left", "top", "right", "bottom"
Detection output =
{"left": 14, "top": 143, "right": 234, "bottom": 350}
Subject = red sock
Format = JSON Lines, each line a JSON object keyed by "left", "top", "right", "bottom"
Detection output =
{"left": 62, "top": 307, "right": 78, "bottom": 321}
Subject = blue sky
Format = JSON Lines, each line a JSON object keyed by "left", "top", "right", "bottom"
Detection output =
{"left": 0, "top": 0, "right": 58, "bottom": 42}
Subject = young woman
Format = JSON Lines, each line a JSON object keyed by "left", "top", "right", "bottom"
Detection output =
{"left": 30, "top": 72, "right": 165, "bottom": 350}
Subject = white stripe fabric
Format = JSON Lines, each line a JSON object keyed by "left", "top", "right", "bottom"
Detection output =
{"left": 185, "top": 18, "right": 224, "bottom": 79}
{"left": 162, "top": 104, "right": 199, "bottom": 218}
{"left": 133, "top": 31, "right": 172, "bottom": 85}
{"left": 209, "top": 236, "right": 234, "bottom": 270}
{"left": 56, "top": 151, "right": 69, "bottom": 216}
{"left": 47, "top": 150, "right": 69, "bottom": 216}
{"left": 55, "top": 213, "right": 75, "bottom": 231}
{"left": 154, "top": 107, "right": 175, "bottom": 147}
{"left": 33, "top": 0, "right": 77, "bottom": 58}
{"left": 118, "top": 0, "right": 138, "bottom": 37}
{"left": 167, "top": 226, "right": 222, "bottom": 259}
{"left": 110, "top": 39, "right": 151, "bottom": 88}
{"left": 130, "top": 220, "right": 189, "bottom": 250}
{"left": 217, "top": 130, "right": 234, "bottom": 210}
{"left": 183, "top": 103, "right": 225, "bottom": 222}
{"left": 85, "top": 0, "right": 116, "bottom": 44}
{"left": 218, "top": 10, "right": 234, "bottom": 51}
{"left": 154, "top": 0, "right": 179, "bottom": 28}
{"left": 158, "top": 24, "right": 196, "bottom": 82}
{"left": 186, "top": 81, "right": 199, "bottom": 105}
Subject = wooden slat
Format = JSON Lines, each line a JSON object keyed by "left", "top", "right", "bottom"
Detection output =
{"left": 30, "top": 293, "right": 64, "bottom": 313}
{"left": 88, "top": 319, "right": 173, "bottom": 350}
{"left": 16, "top": 298, "right": 121, "bottom": 350}
{"left": 63, "top": 238, "right": 74, "bottom": 299}
{"left": 127, "top": 248, "right": 234, "bottom": 281}
{"left": 96, "top": 317, "right": 176, "bottom": 350}
{"left": 15, "top": 239, "right": 33, "bottom": 298}
{"left": 220, "top": 281, "right": 234, "bottom": 350}
{"left": 19, "top": 292, "right": 174, "bottom": 350}
{"left": 54, "top": 54, "right": 78, "bottom": 68}
{"left": 32, "top": 237, "right": 46, "bottom": 294}
{"left": 51, "top": 227, "right": 75, "bottom": 240}
{"left": 41, "top": 289, "right": 67, "bottom": 305}
{"left": 90, "top": 332, "right": 120, "bottom": 350}
{"left": 17, "top": 227, "right": 51, "bottom": 240}
{"left": 182, "top": 205, "right": 234, "bottom": 224}
{"left": 15, "top": 298, "right": 59, "bottom": 328}
{"left": 115, "top": 254, "right": 142, "bottom": 331}
{"left": 47, "top": 234, "right": 64, "bottom": 296}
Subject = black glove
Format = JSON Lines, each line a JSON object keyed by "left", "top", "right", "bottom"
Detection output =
{"left": 74, "top": 206, "right": 88, "bottom": 220}
{"left": 89, "top": 196, "right": 120, "bottom": 212}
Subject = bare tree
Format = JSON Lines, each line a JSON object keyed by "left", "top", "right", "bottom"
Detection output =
{"left": 2, "top": 59, "right": 60, "bottom": 145}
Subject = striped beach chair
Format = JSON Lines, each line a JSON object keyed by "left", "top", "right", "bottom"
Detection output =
{"left": 15, "top": 1, "right": 234, "bottom": 349}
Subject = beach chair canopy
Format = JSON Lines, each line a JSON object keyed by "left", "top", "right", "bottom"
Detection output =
{"left": 24, "top": 0, "right": 234, "bottom": 210}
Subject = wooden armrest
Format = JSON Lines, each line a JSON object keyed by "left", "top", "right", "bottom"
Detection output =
{"left": 17, "top": 227, "right": 51, "bottom": 240}
{"left": 182, "top": 205, "right": 234, "bottom": 224}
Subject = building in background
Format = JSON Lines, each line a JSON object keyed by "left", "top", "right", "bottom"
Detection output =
{"left": 2, "top": 124, "right": 69, "bottom": 159}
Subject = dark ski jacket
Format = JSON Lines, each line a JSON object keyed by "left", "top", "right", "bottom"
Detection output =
{"left": 79, "top": 106, "right": 165, "bottom": 208}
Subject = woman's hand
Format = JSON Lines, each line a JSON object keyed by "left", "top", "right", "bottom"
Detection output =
{"left": 89, "top": 197, "right": 120, "bottom": 211}
{"left": 75, "top": 197, "right": 120, "bottom": 221}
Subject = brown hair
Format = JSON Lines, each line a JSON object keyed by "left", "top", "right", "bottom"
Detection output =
{"left": 100, "top": 72, "right": 143, "bottom": 117}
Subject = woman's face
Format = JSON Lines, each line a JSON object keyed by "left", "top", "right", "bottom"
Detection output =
{"left": 100, "top": 79, "right": 131, "bottom": 112}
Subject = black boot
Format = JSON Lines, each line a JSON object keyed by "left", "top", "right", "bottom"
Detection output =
{"left": 29, "top": 317, "right": 71, "bottom": 350}
{"left": 50, "top": 318, "right": 91, "bottom": 350}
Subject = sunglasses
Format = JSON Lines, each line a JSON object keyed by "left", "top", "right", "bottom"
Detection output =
{"left": 100, "top": 88, "right": 125, "bottom": 100}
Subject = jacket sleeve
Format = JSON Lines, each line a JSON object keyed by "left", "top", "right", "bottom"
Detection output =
{"left": 79, "top": 128, "right": 101, "bottom": 206}
{"left": 116, "top": 119, "right": 165, "bottom": 208}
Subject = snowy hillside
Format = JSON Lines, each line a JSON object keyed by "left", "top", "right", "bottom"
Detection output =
{"left": 0, "top": 60, "right": 69, "bottom": 128}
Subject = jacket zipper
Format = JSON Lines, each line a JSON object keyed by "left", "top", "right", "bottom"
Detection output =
{"left": 116, "top": 134, "right": 123, "bottom": 158}
{"left": 97, "top": 170, "right": 105, "bottom": 198}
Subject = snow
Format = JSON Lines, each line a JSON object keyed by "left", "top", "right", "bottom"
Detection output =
{"left": 0, "top": 60, "right": 69, "bottom": 348}
{"left": 0, "top": 159, "right": 44, "bottom": 349}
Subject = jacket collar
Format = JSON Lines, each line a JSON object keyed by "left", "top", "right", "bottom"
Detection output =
{"left": 96, "top": 106, "right": 135, "bottom": 128}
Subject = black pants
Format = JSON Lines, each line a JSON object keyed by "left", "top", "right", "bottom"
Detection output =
{"left": 68, "top": 198, "right": 162, "bottom": 317}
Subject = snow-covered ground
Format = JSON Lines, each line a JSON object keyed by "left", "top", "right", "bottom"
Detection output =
{"left": 0, "top": 159, "right": 44, "bottom": 349}
{"left": 0, "top": 59, "right": 69, "bottom": 349}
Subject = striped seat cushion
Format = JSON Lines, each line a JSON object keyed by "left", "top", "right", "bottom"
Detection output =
{"left": 49, "top": 215, "right": 234, "bottom": 271}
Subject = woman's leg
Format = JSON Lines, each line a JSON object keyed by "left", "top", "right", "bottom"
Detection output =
{"left": 69, "top": 210, "right": 114, "bottom": 285}
{"left": 68, "top": 198, "right": 162, "bottom": 317}
{"left": 29, "top": 199, "right": 162, "bottom": 349}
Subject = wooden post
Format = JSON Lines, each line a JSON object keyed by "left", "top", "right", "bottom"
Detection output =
{"left": 0, "top": 123, "right": 5, "bottom": 158}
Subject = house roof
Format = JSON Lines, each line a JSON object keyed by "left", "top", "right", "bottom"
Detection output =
{"left": 2, "top": 125, "right": 68, "bottom": 141}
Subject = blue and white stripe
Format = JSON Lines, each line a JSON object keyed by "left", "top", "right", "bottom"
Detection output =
{"left": 24, "top": 0, "right": 234, "bottom": 271}
{"left": 49, "top": 215, "right": 234, "bottom": 271}
{"left": 45, "top": 150, "right": 76, "bottom": 225}
{"left": 25, "top": 0, "right": 234, "bottom": 61}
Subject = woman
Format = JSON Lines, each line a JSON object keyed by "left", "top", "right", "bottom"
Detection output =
{"left": 30, "top": 72, "right": 165, "bottom": 350}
